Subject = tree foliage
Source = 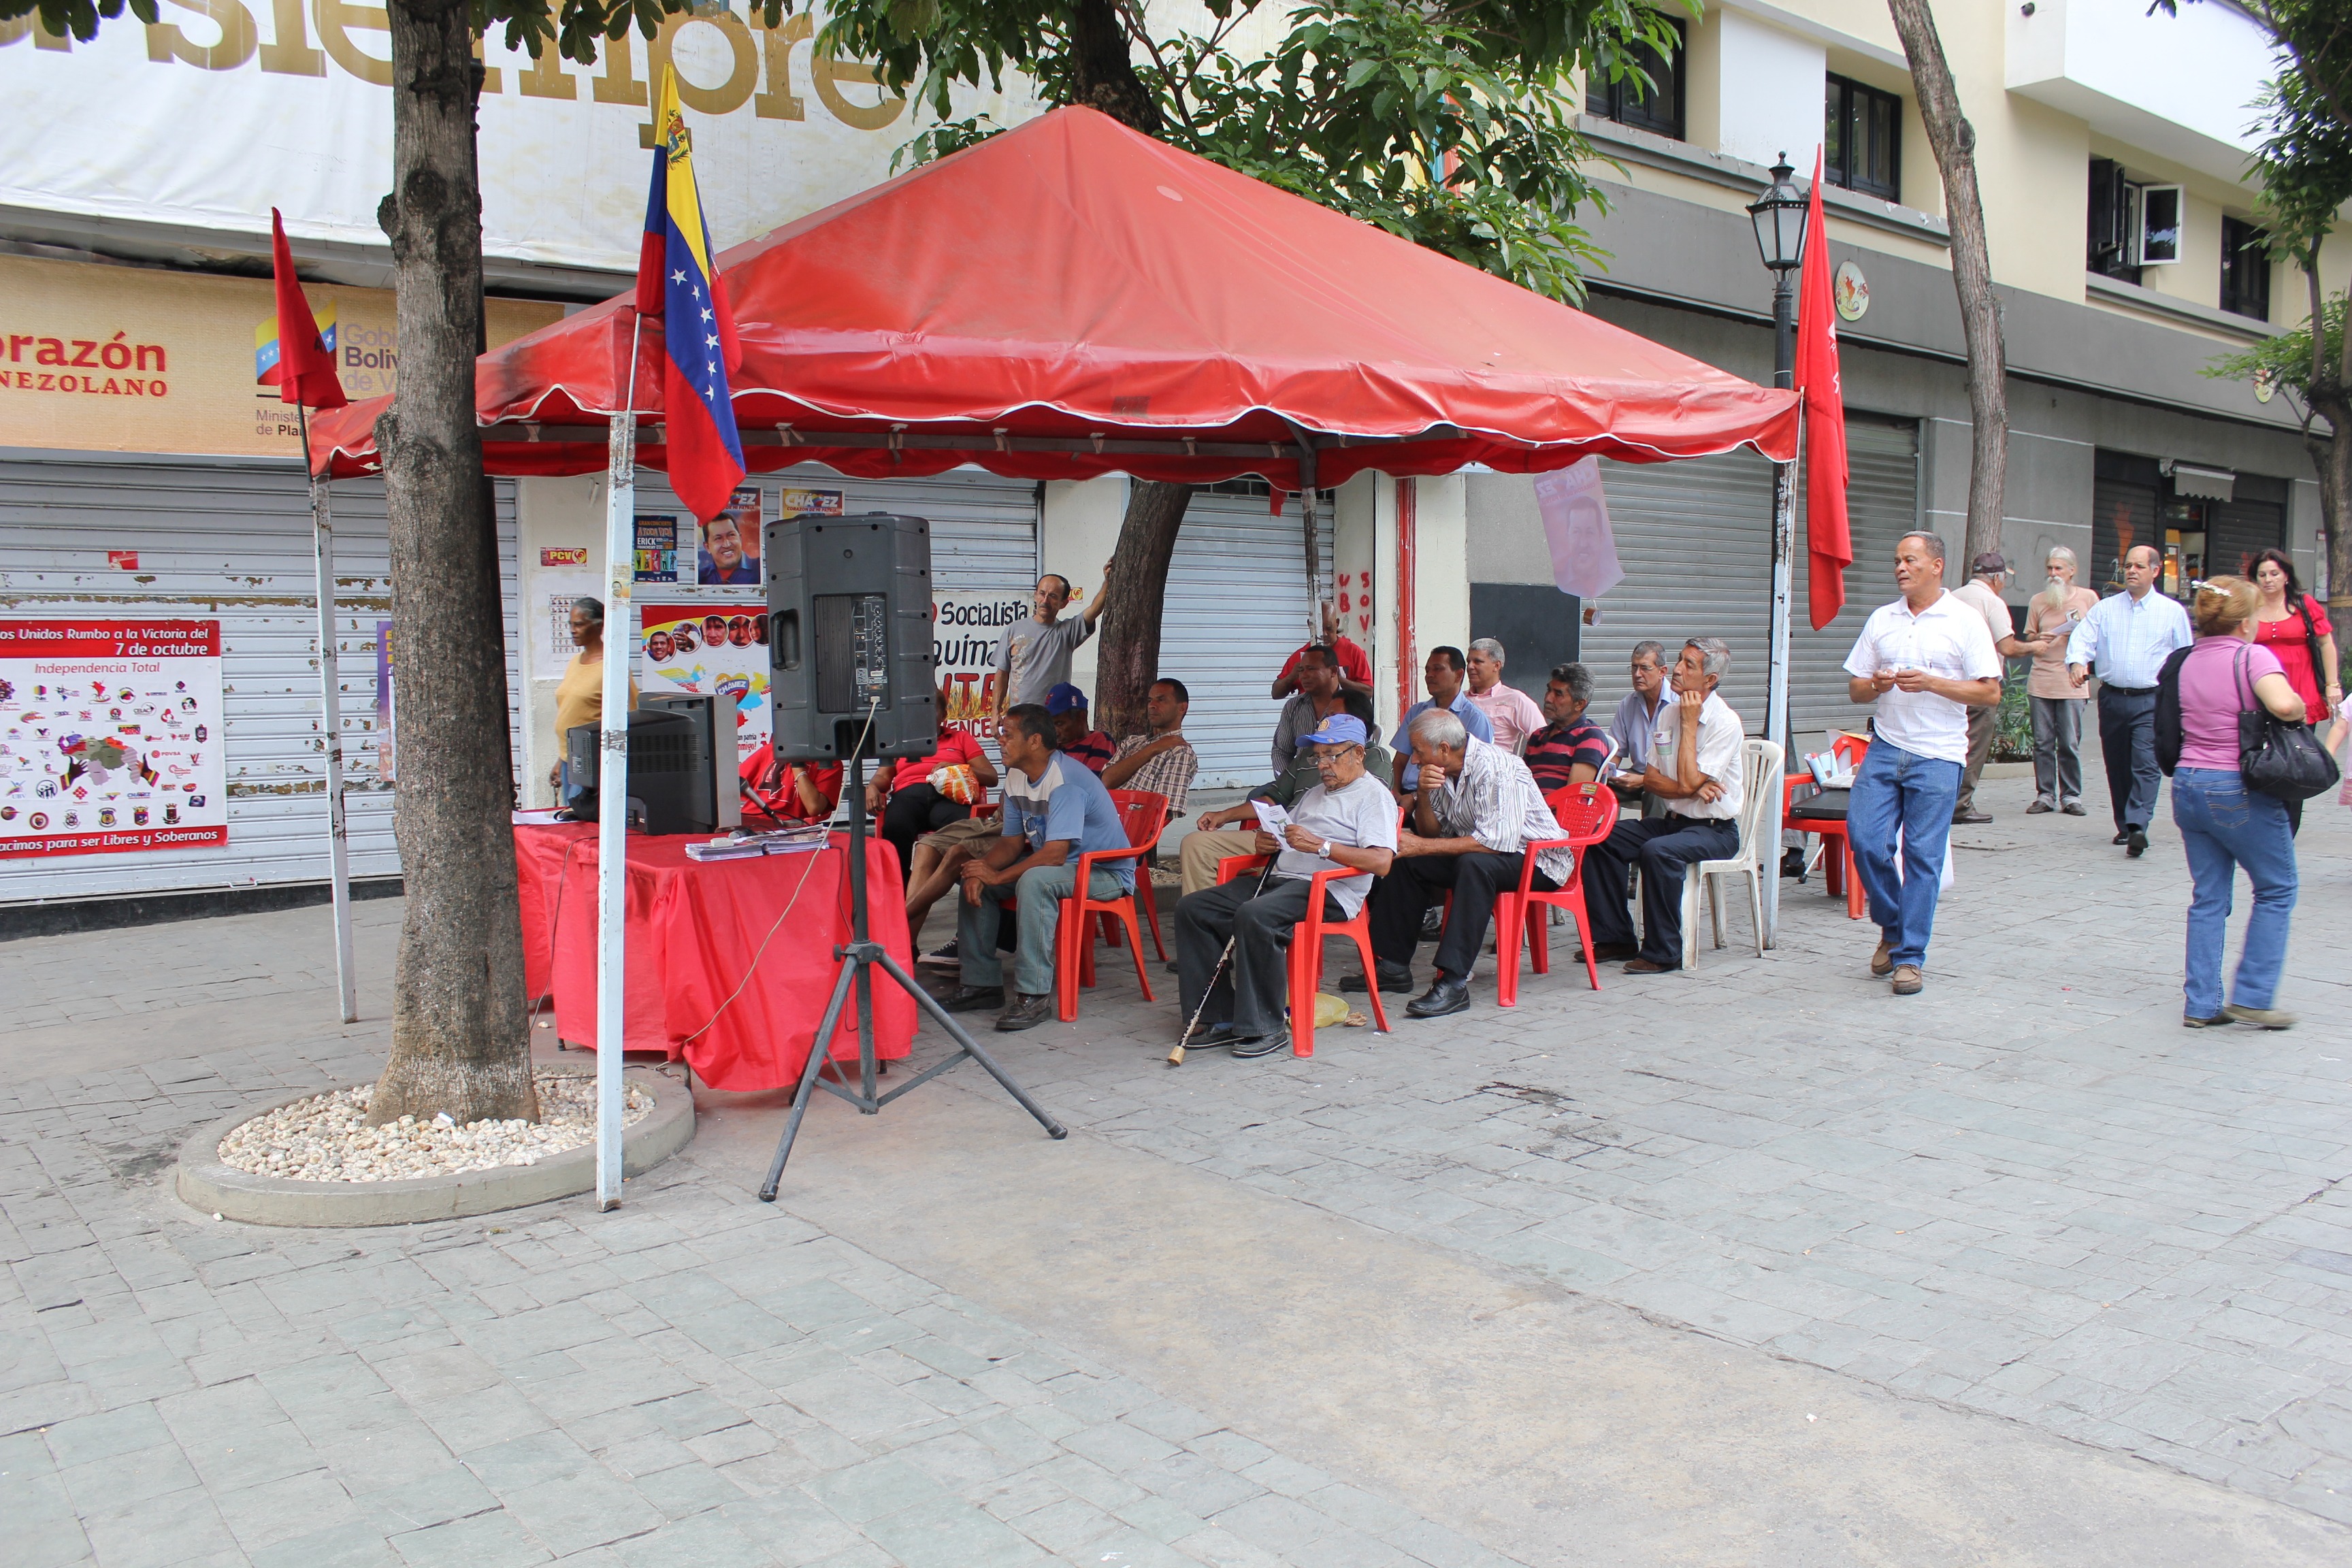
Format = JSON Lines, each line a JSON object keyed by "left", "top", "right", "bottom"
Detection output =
{"left": 840, "top": 0, "right": 1692, "bottom": 303}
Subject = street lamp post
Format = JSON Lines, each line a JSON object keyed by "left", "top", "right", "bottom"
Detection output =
{"left": 1747, "top": 154, "right": 1808, "bottom": 947}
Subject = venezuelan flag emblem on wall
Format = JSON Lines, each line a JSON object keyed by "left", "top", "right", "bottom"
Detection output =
{"left": 636, "top": 67, "right": 746, "bottom": 523}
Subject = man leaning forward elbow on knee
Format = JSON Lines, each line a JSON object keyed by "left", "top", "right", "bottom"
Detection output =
{"left": 943, "top": 703, "right": 1135, "bottom": 1032}
{"left": 1578, "top": 638, "right": 1746, "bottom": 974}
{"left": 1354, "top": 706, "right": 1574, "bottom": 1017}
{"left": 1174, "top": 715, "right": 1398, "bottom": 1058}
{"left": 1843, "top": 531, "right": 2004, "bottom": 996}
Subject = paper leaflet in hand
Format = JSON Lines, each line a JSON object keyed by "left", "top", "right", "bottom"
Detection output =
{"left": 1535, "top": 457, "right": 1624, "bottom": 600}
{"left": 1250, "top": 800, "right": 1292, "bottom": 834}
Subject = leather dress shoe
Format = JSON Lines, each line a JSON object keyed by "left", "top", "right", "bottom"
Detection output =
{"left": 1341, "top": 960, "right": 1415, "bottom": 993}
{"left": 1405, "top": 975, "right": 1471, "bottom": 1018}
{"left": 1623, "top": 957, "right": 1678, "bottom": 974}
{"left": 1869, "top": 938, "right": 1895, "bottom": 977}
{"left": 1953, "top": 809, "right": 1993, "bottom": 824}
{"left": 943, "top": 985, "right": 1004, "bottom": 1013}
{"left": 2061, "top": 802, "right": 2087, "bottom": 817}
{"left": 2127, "top": 826, "right": 2149, "bottom": 858}
{"left": 1575, "top": 942, "right": 1638, "bottom": 964}
{"left": 2025, "top": 800, "right": 2054, "bottom": 815}
{"left": 996, "top": 992, "right": 1053, "bottom": 1031}
{"left": 2112, "top": 831, "right": 2130, "bottom": 845}
{"left": 1230, "top": 1028, "right": 1292, "bottom": 1059}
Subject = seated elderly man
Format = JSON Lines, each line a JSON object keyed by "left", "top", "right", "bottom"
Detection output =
{"left": 1173, "top": 715, "right": 1398, "bottom": 1058}
{"left": 1578, "top": 637, "right": 1746, "bottom": 974}
{"left": 943, "top": 703, "right": 1136, "bottom": 1032}
{"left": 1354, "top": 707, "right": 1574, "bottom": 1019}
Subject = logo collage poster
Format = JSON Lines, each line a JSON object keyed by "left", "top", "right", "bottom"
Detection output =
{"left": 0, "top": 619, "right": 228, "bottom": 857}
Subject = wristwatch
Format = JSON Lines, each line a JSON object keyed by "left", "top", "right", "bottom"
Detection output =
{"left": 1320, "top": 839, "right": 1334, "bottom": 860}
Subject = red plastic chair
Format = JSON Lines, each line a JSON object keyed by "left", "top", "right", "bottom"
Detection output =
{"left": 1096, "top": 789, "right": 1172, "bottom": 962}
{"left": 1213, "top": 855, "right": 1390, "bottom": 1057}
{"left": 1052, "top": 790, "right": 1170, "bottom": 1022}
{"left": 1784, "top": 732, "right": 1869, "bottom": 920}
{"left": 1497, "top": 783, "right": 1620, "bottom": 1005}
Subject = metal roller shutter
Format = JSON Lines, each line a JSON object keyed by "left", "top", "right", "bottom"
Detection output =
{"left": 0, "top": 457, "right": 519, "bottom": 904}
{"left": 2210, "top": 495, "right": 2284, "bottom": 579}
{"left": 1580, "top": 451, "right": 1776, "bottom": 727}
{"left": 1788, "top": 419, "right": 1918, "bottom": 742}
{"left": 2092, "top": 452, "right": 2160, "bottom": 594}
{"left": 1160, "top": 483, "right": 1335, "bottom": 787}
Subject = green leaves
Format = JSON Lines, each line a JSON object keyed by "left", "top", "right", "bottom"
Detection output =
{"left": 828, "top": 0, "right": 1689, "bottom": 301}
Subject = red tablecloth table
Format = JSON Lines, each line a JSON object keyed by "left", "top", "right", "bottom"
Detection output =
{"left": 514, "top": 823, "right": 915, "bottom": 1091}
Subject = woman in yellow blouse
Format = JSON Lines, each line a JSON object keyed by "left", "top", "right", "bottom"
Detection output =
{"left": 550, "top": 598, "right": 638, "bottom": 801}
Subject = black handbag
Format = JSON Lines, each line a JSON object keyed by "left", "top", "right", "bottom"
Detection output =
{"left": 2232, "top": 645, "right": 2341, "bottom": 802}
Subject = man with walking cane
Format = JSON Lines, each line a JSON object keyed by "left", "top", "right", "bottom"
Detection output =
{"left": 1171, "top": 716, "right": 1397, "bottom": 1060}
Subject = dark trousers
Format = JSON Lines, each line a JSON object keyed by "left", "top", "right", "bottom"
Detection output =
{"left": 1367, "top": 851, "right": 1556, "bottom": 980}
{"left": 1581, "top": 817, "right": 1742, "bottom": 968}
{"left": 1955, "top": 702, "right": 1997, "bottom": 815}
{"left": 1175, "top": 877, "right": 1339, "bottom": 1039}
{"left": 879, "top": 785, "right": 970, "bottom": 882}
{"left": 2096, "top": 685, "right": 2161, "bottom": 833}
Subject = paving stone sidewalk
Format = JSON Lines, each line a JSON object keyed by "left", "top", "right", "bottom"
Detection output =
{"left": 3, "top": 768, "right": 2349, "bottom": 1567}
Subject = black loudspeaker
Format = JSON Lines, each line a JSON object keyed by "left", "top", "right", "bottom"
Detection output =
{"left": 764, "top": 512, "right": 936, "bottom": 762}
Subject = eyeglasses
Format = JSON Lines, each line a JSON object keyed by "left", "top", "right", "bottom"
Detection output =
{"left": 1309, "top": 747, "right": 1362, "bottom": 767}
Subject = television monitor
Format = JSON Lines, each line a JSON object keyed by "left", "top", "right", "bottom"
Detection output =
{"left": 563, "top": 706, "right": 709, "bottom": 834}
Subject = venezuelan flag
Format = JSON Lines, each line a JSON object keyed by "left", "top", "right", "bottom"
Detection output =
{"left": 635, "top": 67, "right": 745, "bottom": 523}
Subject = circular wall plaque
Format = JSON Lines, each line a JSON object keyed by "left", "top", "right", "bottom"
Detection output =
{"left": 1834, "top": 260, "right": 1870, "bottom": 321}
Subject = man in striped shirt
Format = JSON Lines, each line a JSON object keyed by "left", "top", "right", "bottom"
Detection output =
{"left": 1522, "top": 663, "right": 1613, "bottom": 792}
{"left": 1046, "top": 683, "right": 1117, "bottom": 774}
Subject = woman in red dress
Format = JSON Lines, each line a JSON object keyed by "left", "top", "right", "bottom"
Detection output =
{"left": 2249, "top": 547, "right": 2340, "bottom": 834}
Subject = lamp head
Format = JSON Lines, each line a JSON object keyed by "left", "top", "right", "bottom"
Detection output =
{"left": 1747, "top": 152, "right": 1808, "bottom": 274}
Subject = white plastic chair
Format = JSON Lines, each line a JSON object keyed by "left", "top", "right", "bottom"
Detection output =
{"left": 1679, "top": 738, "right": 1784, "bottom": 969}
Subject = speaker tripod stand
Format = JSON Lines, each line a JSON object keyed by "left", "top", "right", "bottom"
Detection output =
{"left": 757, "top": 747, "right": 1066, "bottom": 1200}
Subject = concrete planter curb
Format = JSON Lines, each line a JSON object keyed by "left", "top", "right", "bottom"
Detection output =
{"left": 174, "top": 1068, "right": 694, "bottom": 1227}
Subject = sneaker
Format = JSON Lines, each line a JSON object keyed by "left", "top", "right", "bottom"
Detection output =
{"left": 2061, "top": 802, "right": 2087, "bottom": 817}
{"left": 917, "top": 941, "right": 960, "bottom": 968}
{"left": 2025, "top": 800, "right": 2054, "bottom": 815}
{"left": 2223, "top": 1003, "right": 2296, "bottom": 1030}
{"left": 1230, "top": 1028, "right": 1291, "bottom": 1059}
{"left": 1891, "top": 964, "right": 1924, "bottom": 996}
{"left": 1869, "top": 938, "right": 1895, "bottom": 977}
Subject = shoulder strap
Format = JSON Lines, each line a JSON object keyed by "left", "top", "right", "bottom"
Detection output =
{"left": 2234, "top": 643, "right": 2257, "bottom": 710}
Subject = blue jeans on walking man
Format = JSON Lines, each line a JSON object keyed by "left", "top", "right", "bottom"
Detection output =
{"left": 2170, "top": 767, "right": 2297, "bottom": 1018}
{"left": 1847, "top": 740, "right": 1962, "bottom": 970}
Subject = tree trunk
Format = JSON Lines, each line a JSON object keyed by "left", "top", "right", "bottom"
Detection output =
{"left": 2313, "top": 414, "right": 2350, "bottom": 657}
{"left": 368, "top": 0, "right": 538, "bottom": 1126}
{"left": 1888, "top": 0, "right": 2008, "bottom": 569}
{"left": 1095, "top": 480, "right": 1197, "bottom": 736}
{"left": 1068, "top": 0, "right": 1161, "bottom": 133}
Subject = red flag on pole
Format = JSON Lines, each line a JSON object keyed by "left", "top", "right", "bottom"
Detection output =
{"left": 1793, "top": 152, "right": 1848, "bottom": 628}
{"left": 261, "top": 210, "right": 348, "bottom": 411}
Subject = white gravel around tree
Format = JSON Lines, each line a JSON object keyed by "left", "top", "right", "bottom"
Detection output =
{"left": 217, "top": 1070, "right": 652, "bottom": 1183}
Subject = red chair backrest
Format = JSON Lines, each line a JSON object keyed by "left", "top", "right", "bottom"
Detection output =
{"left": 1546, "top": 782, "right": 1620, "bottom": 847}
{"left": 1107, "top": 789, "right": 1171, "bottom": 851}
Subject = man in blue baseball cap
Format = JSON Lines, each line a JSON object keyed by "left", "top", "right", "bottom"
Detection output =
{"left": 1172, "top": 713, "right": 1399, "bottom": 1058}
{"left": 1044, "top": 682, "right": 1116, "bottom": 774}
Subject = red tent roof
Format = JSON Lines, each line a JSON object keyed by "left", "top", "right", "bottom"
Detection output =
{"left": 309, "top": 106, "right": 1795, "bottom": 488}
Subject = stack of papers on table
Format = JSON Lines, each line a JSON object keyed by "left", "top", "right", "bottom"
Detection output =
{"left": 683, "top": 826, "right": 834, "bottom": 861}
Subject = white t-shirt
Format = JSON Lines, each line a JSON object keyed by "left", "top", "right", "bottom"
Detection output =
{"left": 1649, "top": 691, "right": 1746, "bottom": 821}
{"left": 1842, "top": 591, "right": 2003, "bottom": 764}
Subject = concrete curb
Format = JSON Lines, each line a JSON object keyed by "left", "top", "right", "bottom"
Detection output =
{"left": 174, "top": 1068, "right": 694, "bottom": 1227}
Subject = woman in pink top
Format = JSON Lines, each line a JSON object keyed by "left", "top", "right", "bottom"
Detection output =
{"left": 2166, "top": 576, "right": 2305, "bottom": 1029}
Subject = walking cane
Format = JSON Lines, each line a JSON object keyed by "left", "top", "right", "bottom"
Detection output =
{"left": 1167, "top": 852, "right": 1282, "bottom": 1066}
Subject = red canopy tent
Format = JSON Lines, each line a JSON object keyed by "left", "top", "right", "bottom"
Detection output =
{"left": 308, "top": 105, "right": 1795, "bottom": 487}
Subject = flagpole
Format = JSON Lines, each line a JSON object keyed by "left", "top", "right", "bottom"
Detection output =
{"left": 1763, "top": 414, "right": 1798, "bottom": 951}
{"left": 595, "top": 310, "right": 643, "bottom": 1212}
{"left": 297, "top": 402, "right": 359, "bottom": 1022}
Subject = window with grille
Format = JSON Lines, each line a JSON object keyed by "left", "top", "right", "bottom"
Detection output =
{"left": 1586, "top": 20, "right": 1685, "bottom": 141}
{"left": 1824, "top": 74, "right": 1901, "bottom": 202}
{"left": 2221, "top": 216, "right": 2271, "bottom": 321}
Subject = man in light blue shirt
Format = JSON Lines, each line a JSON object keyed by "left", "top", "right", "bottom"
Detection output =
{"left": 946, "top": 704, "right": 1137, "bottom": 1031}
{"left": 2067, "top": 544, "right": 2193, "bottom": 855}
{"left": 1393, "top": 646, "right": 1493, "bottom": 792}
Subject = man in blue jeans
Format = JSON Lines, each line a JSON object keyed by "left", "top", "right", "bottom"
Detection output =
{"left": 1842, "top": 532, "right": 2004, "bottom": 995}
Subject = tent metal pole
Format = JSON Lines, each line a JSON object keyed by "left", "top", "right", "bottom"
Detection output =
{"left": 298, "top": 404, "right": 358, "bottom": 1023}
{"left": 1762, "top": 425, "right": 1799, "bottom": 951}
{"left": 594, "top": 312, "right": 643, "bottom": 1212}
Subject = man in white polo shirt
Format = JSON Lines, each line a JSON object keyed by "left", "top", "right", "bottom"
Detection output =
{"left": 1844, "top": 531, "right": 2004, "bottom": 996}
